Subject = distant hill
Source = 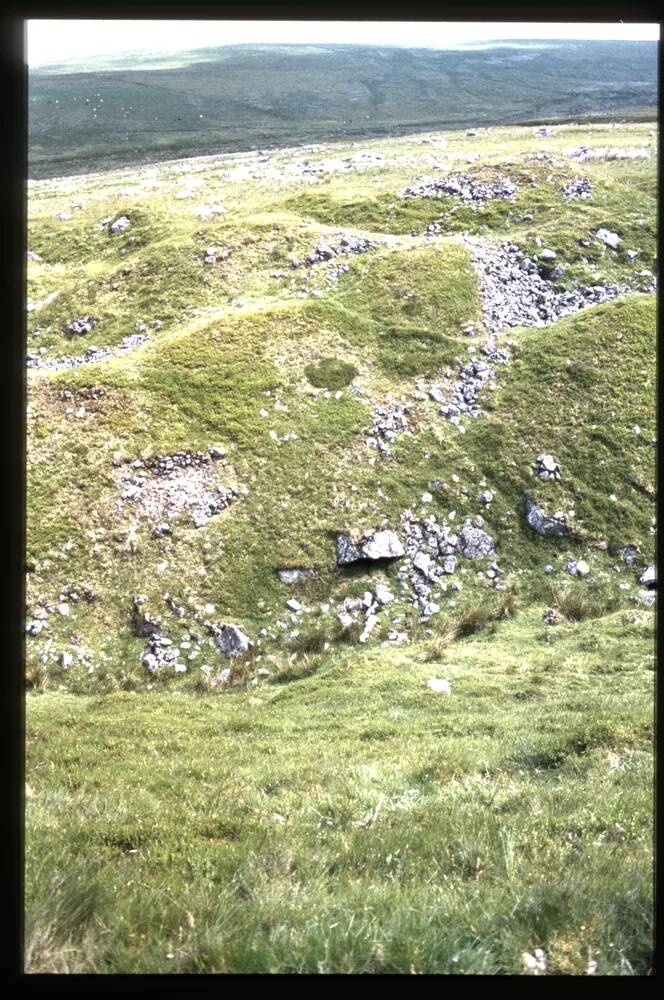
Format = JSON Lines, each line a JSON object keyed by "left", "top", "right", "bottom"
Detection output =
{"left": 28, "top": 40, "right": 658, "bottom": 177}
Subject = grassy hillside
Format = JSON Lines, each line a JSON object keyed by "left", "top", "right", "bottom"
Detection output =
{"left": 26, "top": 119, "right": 656, "bottom": 973}
{"left": 28, "top": 40, "right": 658, "bottom": 177}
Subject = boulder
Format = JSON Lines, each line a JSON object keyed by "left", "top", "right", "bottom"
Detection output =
{"left": 595, "top": 228, "right": 621, "bottom": 249}
{"left": 359, "top": 615, "right": 379, "bottom": 643}
{"left": 361, "top": 530, "right": 405, "bottom": 561}
{"left": 374, "top": 584, "right": 394, "bottom": 605}
{"left": 212, "top": 623, "right": 251, "bottom": 658}
{"left": 456, "top": 519, "right": 496, "bottom": 559}
{"left": 336, "top": 534, "right": 364, "bottom": 565}
{"left": 413, "top": 551, "right": 432, "bottom": 576}
{"left": 337, "top": 612, "right": 355, "bottom": 630}
{"left": 337, "top": 529, "right": 405, "bottom": 565}
{"left": 110, "top": 216, "right": 131, "bottom": 234}
{"left": 640, "top": 565, "right": 656, "bottom": 589}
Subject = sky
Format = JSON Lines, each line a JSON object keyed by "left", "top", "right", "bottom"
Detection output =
{"left": 27, "top": 19, "right": 660, "bottom": 67}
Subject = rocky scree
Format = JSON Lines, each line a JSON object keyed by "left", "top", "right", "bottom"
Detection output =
{"left": 114, "top": 448, "right": 239, "bottom": 529}
{"left": 27, "top": 333, "right": 149, "bottom": 370}
{"left": 288, "top": 235, "right": 376, "bottom": 270}
{"left": 463, "top": 237, "right": 648, "bottom": 334}
{"left": 365, "top": 403, "right": 413, "bottom": 458}
{"left": 401, "top": 172, "right": 517, "bottom": 205}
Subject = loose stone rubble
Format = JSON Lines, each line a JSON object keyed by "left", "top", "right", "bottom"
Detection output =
{"left": 401, "top": 172, "right": 517, "bottom": 205}
{"left": 27, "top": 333, "right": 149, "bottom": 370}
{"left": 289, "top": 235, "right": 376, "bottom": 269}
{"left": 114, "top": 448, "right": 237, "bottom": 528}
{"left": 563, "top": 177, "right": 594, "bottom": 200}
{"left": 420, "top": 337, "right": 510, "bottom": 427}
{"left": 566, "top": 145, "right": 650, "bottom": 161}
{"left": 463, "top": 237, "right": 645, "bottom": 333}
{"left": 366, "top": 403, "right": 412, "bottom": 456}
{"left": 395, "top": 509, "right": 501, "bottom": 613}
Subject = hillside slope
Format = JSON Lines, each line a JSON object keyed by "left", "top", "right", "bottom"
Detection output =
{"left": 26, "top": 119, "right": 656, "bottom": 974}
{"left": 28, "top": 40, "right": 658, "bottom": 177}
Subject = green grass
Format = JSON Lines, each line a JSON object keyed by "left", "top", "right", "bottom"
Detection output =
{"left": 304, "top": 358, "right": 357, "bottom": 389}
{"left": 26, "top": 118, "right": 656, "bottom": 973}
{"left": 26, "top": 608, "right": 654, "bottom": 973}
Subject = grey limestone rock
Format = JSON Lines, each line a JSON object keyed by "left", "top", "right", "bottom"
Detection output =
{"left": 525, "top": 496, "right": 573, "bottom": 538}
{"left": 337, "top": 529, "right": 405, "bottom": 565}
{"left": 212, "top": 623, "right": 251, "bottom": 658}
{"left": 595, "top": 228, "right": 621, "bottom": 249}
{"left": 110, "top": 215, "right": 131, "bottom": 234}
{"left": 456, "top": 520, "right": 496, "bottom": 559}
{"left": 336, "top": 534, "right": 364, "bottom": 565}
